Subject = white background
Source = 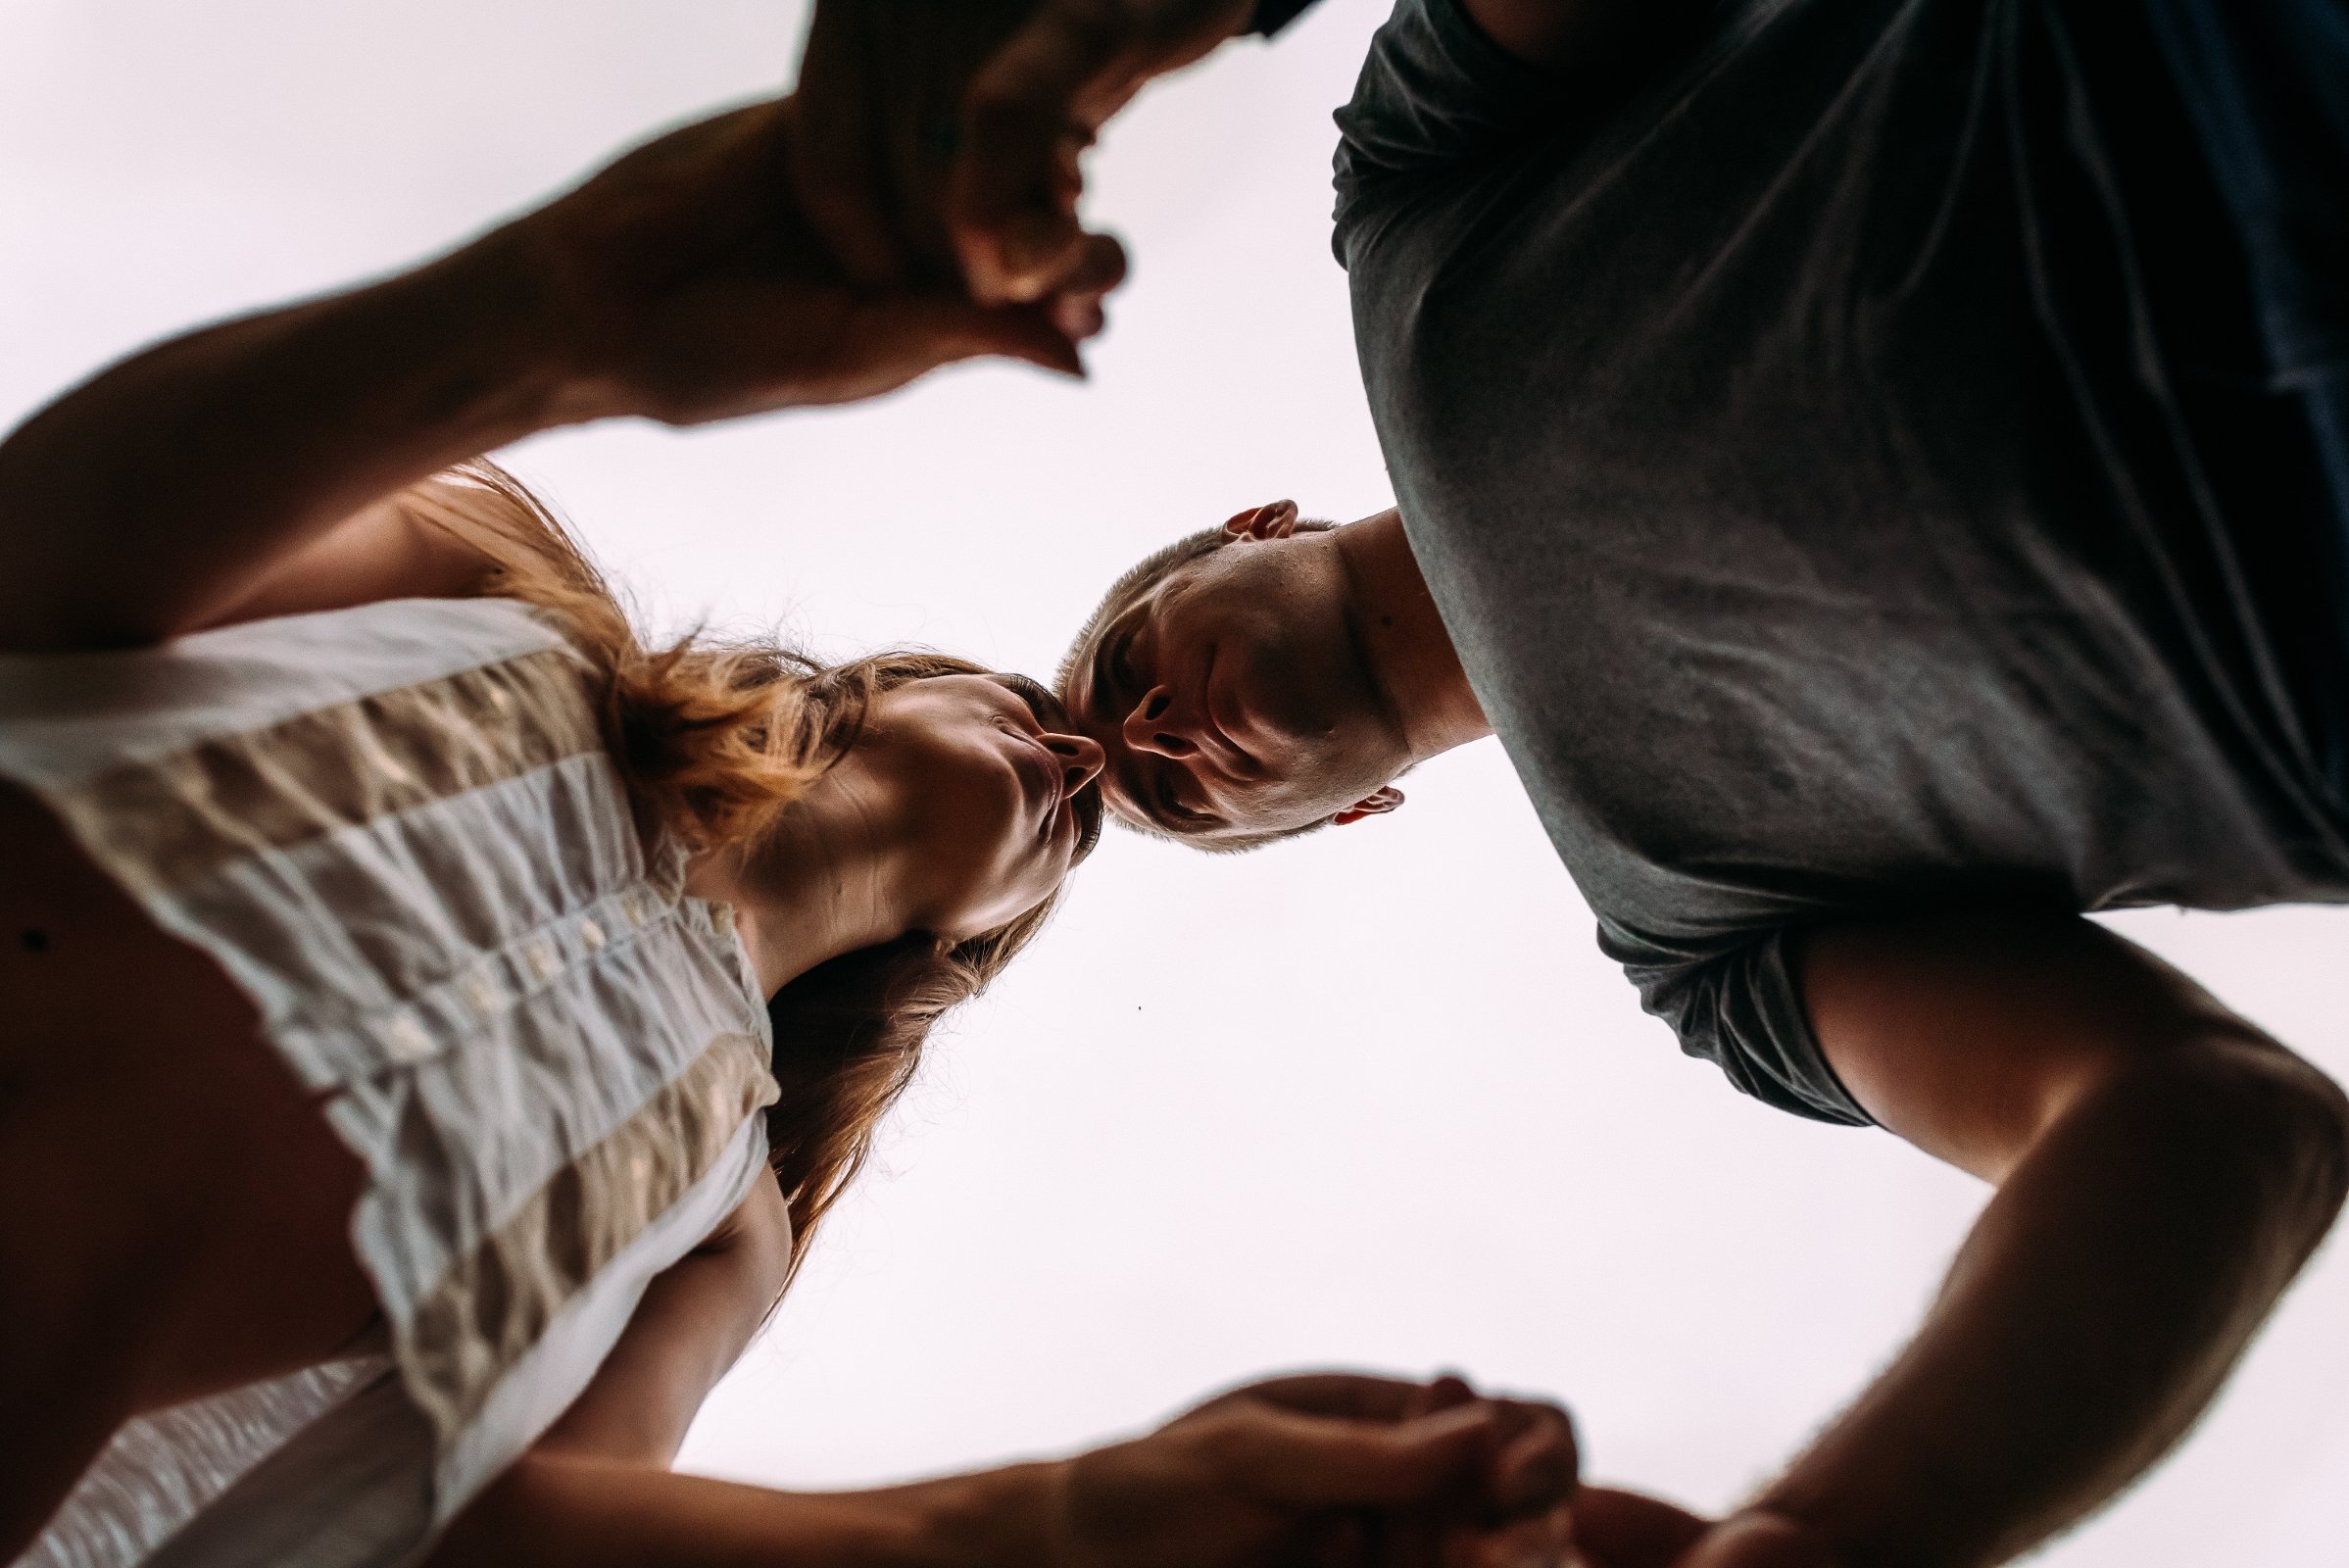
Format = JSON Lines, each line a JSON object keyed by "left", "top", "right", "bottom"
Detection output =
{"left": 3, "top": 2, "right": 2343, "bottom": 1560}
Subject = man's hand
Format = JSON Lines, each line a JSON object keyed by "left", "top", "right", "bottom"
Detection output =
{"left": 792, "top": 0, "right": 1252, "bottom": 306}
{"left": 1052, "top": 1372, "right": 1580, "bottom": 1568}
{"left": 514, "top": 97, "right": 1124, "bottom": 425}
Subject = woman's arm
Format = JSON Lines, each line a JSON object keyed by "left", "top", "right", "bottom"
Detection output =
{"left": 0, "top": 227, "right": 583, "bottom": 653}
{"left": 0, "top": 100, "right": 1100, "bottom": 655}
{"left": 425, "top": 1256, "right": 1582, "bottom": 1568}
{"left": 525, "top": 1174, "right": 797, "bottom": 1471}
{"left": 183, "top": 496, "right": 503, "bottom": 631}
{"left": 431, "top": 1375, "right": 1573, "bottom": 1568}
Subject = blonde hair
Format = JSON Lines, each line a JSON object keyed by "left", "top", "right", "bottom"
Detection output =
{"left": 405, "top": 462, "right": 1094, "bottom": 1274}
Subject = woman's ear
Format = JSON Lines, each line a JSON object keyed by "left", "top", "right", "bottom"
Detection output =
{"left": 1221, "top": 499, "right": 1299, "bottom": 541}
{"left": 1331, "top": 785, "right": 1404, "bottom": 826}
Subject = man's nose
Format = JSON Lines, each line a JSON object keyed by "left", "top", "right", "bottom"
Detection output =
{"left": 1043, "top": 730, "right": 1106, "bottom": 794}
{"left": 1123, "top": 685, "right": 1199, "bottom": 760}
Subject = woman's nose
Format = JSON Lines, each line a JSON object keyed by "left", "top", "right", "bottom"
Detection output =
{"left": 1045, "top": 731, "right": 1106, "bottom": 794}
{"left": 1122, "top": 685, "right": 1198, "bottom": 759}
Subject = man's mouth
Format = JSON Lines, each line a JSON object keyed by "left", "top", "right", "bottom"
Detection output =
{"left": 1197, "top": 651, "right": 1256, "bottom": 777}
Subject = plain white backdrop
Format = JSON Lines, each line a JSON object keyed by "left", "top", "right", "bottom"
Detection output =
{"left": 3, "top": 2, "right": 2344, "bottom": 1560}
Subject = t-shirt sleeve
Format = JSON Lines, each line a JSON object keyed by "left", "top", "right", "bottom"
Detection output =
{"left": 1248, "top": 0, "right": 1322, "bottom": 36}
{"left": 1599, "top": 922, "right": 1876, "bottom": 1126}
{"left": 1331, "top": 0, "right": 1566, "bottom": 261}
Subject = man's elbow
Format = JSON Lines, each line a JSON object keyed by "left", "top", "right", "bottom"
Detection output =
{"left": 2138, "top": 1039, "right": 2349, "bottom": 1252}
{"left": 2244, "top": 1049, "right": 2349, "bottom": 1235}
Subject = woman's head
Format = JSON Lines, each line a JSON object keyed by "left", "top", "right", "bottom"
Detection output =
{"left": 401, "top": 462, "right": 1101, "bottom": 1272}
{"left": 832, "top": 660, "right": 1103, "bottom": 943}
{"left": 746, "top": 654, "right": 1104, "bottom": 1268}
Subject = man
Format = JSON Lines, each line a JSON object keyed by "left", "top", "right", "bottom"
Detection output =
{"left": 791, "top": 0, "right": 2349, "bottom": 1562}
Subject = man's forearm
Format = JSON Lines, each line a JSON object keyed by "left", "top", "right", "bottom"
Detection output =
{"left": 1746, "top": 1039, "right": 2347, "bottom": 1568}
{"left": 0, "top": 223, "right": 606, "bottom": 651}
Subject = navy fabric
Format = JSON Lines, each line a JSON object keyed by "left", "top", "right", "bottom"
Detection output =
{"left": 2148, "top": 0, "right": 2349, "bottom": 791}
{"left": 1248, "top": 0, "right": 1322, "bottom": 37}
{"left": 1333, "top": 0, "right": 2349, "bottom": 1124}
{"left": 2146, "top": 0, "right": 2349, "bottom": 384}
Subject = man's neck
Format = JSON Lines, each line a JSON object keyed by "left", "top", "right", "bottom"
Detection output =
{"left": 1333, "top": 508, "right": 1493, "bottom": 762}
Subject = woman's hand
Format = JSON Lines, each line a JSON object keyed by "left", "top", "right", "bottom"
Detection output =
{"left": 791, "top": 0, "right": 1253, "bottom": 305}
{"left": 0, "top": 92, "right": 1121, "bottom": 649}
{"left": 1050, "top": 1372, "right": 1581, "bottom": 1568}
{"left": 513, "top": 97, "right": 1125, "bottom": 426}
{"left": 1568, "top": 1491, "right": 1837, "bottom": 1568}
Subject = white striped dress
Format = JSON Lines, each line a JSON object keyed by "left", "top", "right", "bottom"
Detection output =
{"left": 0, "top": 598, "right": 780, "bottom": 1567}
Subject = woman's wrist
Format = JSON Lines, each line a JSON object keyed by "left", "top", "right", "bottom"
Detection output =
{"left": 438, "top": 219, "right": 639, "bottom": 432}
{"left": 895, "top": 1459, "right": 1070, "bottom": 1568}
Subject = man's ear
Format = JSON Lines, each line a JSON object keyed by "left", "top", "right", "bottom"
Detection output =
{"left": 1332, "top": 785, "right": 1404, "bottom": 826}
{"left": 1221, "top": 499, "right": 1299, "bottom": 541}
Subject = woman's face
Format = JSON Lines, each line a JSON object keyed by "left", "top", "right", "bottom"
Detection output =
{"left": 861, "top": 673, "right": 1106, "bottom": 940}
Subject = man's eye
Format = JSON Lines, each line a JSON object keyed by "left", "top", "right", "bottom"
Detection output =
{"left": 1111, "top": 630, "right": 1139, "bottom": 693}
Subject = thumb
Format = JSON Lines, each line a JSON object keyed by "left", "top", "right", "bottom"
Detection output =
{"left": 1674, "top": 1513, "right": 1838, "bottom": 1568}
{"left": 1222, "top": 1400, "right": 1499, "bottom": 1510}
{"left": 852, "top": 295, "right": 1087, "bottom": 388}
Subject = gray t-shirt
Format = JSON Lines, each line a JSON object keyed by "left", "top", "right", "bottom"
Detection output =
{"left": 1335, "top": 0, "right": 2349, "bottom": 1122}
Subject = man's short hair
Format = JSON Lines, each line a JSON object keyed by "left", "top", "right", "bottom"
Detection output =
{"left": 1057, "top": 517, "right": 1339, "bottom": 855}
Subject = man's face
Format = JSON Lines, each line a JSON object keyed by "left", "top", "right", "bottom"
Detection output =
{"left": 1064, "top": 518, "right": 1409, "bottom": 843}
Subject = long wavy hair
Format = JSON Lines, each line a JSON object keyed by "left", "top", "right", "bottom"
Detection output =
{"left": 402, "top": 461, "right": 1097, "bottom": 1277}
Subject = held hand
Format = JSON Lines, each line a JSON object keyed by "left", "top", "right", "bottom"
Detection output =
{"left": 509, "top": 98, "right": 1124, "bottom": 426}
{"left": 1568, "top": 1491, "right": 1836, "bottom": 1568}
{"left": 1051, "top": 1372, "right": 1580, "bottom": 1568}
{"left": 792, "top": 0, "right": 1252, "bottom": 305}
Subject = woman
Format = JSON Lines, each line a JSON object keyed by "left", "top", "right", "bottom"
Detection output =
{"left": 0, "top": 95, "right": 1575, "bottom": 1568}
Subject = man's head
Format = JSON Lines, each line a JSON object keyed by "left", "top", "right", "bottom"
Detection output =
{"left": 1058, "top": 502, "right": 1412, "bottom": 849}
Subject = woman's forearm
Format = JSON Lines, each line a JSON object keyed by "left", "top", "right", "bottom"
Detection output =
{"left": 1745, "top": 1040, "right": 2348, "bottom": 1568}
{"left": 0, "top": 224, "right": 606, "bottom": 652}
{"left": 426, "top": 1452, "right": 1058, "bottom": 1568}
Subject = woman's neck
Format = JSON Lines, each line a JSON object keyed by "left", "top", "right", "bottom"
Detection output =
{"left": 685, "top": 760, "right": 925, "bottom": 998}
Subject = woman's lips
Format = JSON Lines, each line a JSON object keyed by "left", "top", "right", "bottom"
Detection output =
{"left": 1016, "top": 736, "right": 1062, "bottom": 835}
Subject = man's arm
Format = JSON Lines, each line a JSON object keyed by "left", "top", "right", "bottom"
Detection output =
{"left": 1613, "top": 913, "right": 2349, "bottom": 1568}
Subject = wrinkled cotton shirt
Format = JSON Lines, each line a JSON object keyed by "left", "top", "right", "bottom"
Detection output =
{"left": 1335, "top": 0, "right": 2349, "bottom": 1121}
{"left": 0, "top": 598, "right": 779, "bottom": 1566}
